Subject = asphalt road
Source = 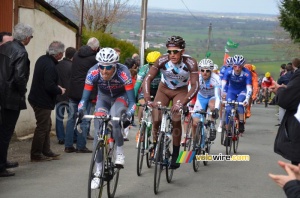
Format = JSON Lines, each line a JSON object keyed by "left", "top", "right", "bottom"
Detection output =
{"left": 0, "top": 104, "right": 288, "bottom": 198}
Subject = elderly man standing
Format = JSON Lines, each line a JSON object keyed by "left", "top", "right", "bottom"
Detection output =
{"left": 0, "top": 23, "right": 33, "bottom": 177}
{"left": 28, "top": 41, "right": 66, "bottom": 162}
{"left": 64, "top": 37, "right": 100, "bottom": 153}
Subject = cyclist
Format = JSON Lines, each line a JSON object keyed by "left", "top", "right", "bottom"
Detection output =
{"left": 190, "top": 59, "right": 221, "bottom": 143}
{"left": 244, "top": 64, "right": 258, "bottom": 118}
{"left": 221, "top": 55, "right": 252, "bottom": 138}
{"left": 134, "top": 51, "right": 162, "bottom": 142}
{"left": 217, "top": 57, "right": 233, "bottom": 132}
{"left": 261, "top": 72, "right": 274, "bottom": 102}
{"left": 77, "top": 48, "right": 136, "bottom": 189}
{"left": 212, "top": 64, "right": 219, "bottom": 75}
{"left": 143, "top": 35, "right": 199, "bottom": 169}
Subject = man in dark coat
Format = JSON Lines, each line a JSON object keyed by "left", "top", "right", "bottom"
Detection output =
{"left": 55, "top": 47, "right": 76, "bottom": 145}
{"left": 28, "top": 41, "right": 66, "bottom": 162}
{"left": 271, "top": 58, "right": 300, "bottom": 165}
{"left": 0, "top": 23, "right": 33, "bottom": 177}
{"left": 64, "top": 37, "right": 99, "bottom": 153}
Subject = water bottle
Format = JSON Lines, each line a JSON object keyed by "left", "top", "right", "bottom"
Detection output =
{"left": 107, "top": 138, "right": 114, "bottom": 158}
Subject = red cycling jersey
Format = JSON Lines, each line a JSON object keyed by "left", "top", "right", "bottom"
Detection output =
{"left": 262, "top": 76, "right": 274, "bottom": 88}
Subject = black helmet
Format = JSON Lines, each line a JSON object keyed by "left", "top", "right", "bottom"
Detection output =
{"left": 166, "top": 36, "right": 186, "bottom": 49}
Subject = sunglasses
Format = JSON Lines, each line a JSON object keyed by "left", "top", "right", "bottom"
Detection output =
{"left": 99, "top": 64, "right": 115, "bottom": 70}
{"left": 201, "top": 69, "right": 211, "bottom": 73}
{"left": 233, "top": 65, "right": 242, "bottom": 68}
{"left": 167, "top": 49, "right": 183, "bottom": 54}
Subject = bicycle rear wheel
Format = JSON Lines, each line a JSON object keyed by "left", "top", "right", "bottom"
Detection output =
{"left": 146, "top": 128, "right": 153, "bottom": 168}
{"left": 154, "top": 133, "right": 164, "bottom": 194}
{"left": 88, "top": 141, "right": 105, "bottom": 198}
{"left": 193, "top": 123, "right": 202, "bottom": 172}
{"left": 221, "top": 120, "right": 225, "bottom": 145}
{"left": 137, "top": 123, "right": 146, "bottom": 176}
{"left": 184, "top": 115, "right": 193, "bottom": 151}
{"left": 203, "top": 133, "right": 210, "bottom": 166}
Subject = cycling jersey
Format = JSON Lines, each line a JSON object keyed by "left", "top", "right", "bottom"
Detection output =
{"left": 219, "top": 65, "right": 230, "bottom": 93}
{"left": 192, "top": 72, "right": 221, "bottom": 115}
{"left": 262, "top": 77, "right": 274, "bottom": 88}
{"left": 79, "top": 63, "right": 136, "bottom": 116}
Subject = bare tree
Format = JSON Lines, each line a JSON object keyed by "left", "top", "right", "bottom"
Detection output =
{"left": 273, "top": 25, "right": 300, "bottom": 58}
{"left": 45, "top": 0, "right": 72, "bottom": 10}
{"left": 71, "top": 0, "right": 132, "bottom": 33}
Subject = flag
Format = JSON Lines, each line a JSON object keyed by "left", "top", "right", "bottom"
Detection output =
{"left": 224, "top": 46, "right": 229, "bottom": 53}
{"left": 223, "top": 53, "right": 230, "bottom": 65}
{"left": 226, "top": 39, "right": 239, "bottom": 48}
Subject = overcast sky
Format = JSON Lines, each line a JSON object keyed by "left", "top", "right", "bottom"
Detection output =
{"left": 128, "top": 0, "right": 281, "bottom": 15}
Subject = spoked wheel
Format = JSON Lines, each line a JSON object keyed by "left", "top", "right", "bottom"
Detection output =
{"left": 193, "top": 123, "right": 202, "bottom": 172}
{"left": 221, "top": 121, "right": 225, "bottom": 145}
{"left": 203, "top": 141, "right": 210, "bottom": 166}
{"left": 233, "top": 121, "right": 239, "bottom": 153}
{"left": 154, "top": 133, "right": 164, "bottom": 194}
{"left": 88, "top": 141, "right": 105, "bottom": 198}
{"left": 265, "top": 89, "right": 269, "bottom": 108}
{"left": 165, "top": 146, "right": 174, "bottom": 183}
{"left": 225, "top": 130, "right": 232, "bottom": 155}
{"left": 146, "top": 143, "right": 153, "bottom": 168}
{"left": 137, "top": 123, "right": 146, "bottom": 176}
{"left": 184, "top": 116, "right": 193, "bottom": 151}
{"left": 107, "top": 140, "right": 120, "bottom": 198}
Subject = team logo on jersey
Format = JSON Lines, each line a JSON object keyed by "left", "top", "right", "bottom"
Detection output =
{"left": 91, "top": 70, "right": 99, "bottom": 76}
{"left": 245, "top": 73, "right": 248, "bottom": 77}
{"left": 120, "top": 72, "right": 128, "bottom": 81}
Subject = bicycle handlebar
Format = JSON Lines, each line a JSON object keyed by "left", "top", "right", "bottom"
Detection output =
{"left": 189, "top": 110, "right": 213, "bottom": 115}
{"left": 82, "top": 115, "right": 120, "bottom": 121}
{"left": 222, "top": 101, "right": 244, "bottom": 105}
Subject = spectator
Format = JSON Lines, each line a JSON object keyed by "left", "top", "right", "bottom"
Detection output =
{"left": 55, "top": 47, "right": 76, "bottom": 145}
{"left": 271, "top": 58, "right": 300, "bottom": 166}
{"left": 64, "top": 37, "right": 100, "bottom": 153}
{"left": 280, "top": 63, "right": 286, "bottom": 76}
{"left": 132, "top": 53, "right": 140, "bottom": 68}
{"left": 269, "top": 160, "right": 300, "bottom": 198}
{"left": 114, "top": 47, "right": 121, "bottom": 57}
{"left": 0, "top": 23, "right": 33, "bottom": 177}
{"left": 124, "top": 58, "right": 136, "bottom": 69}
{"left": 0, "top": 32, "right": 13, "bottom": 46}
{"left": 28, "top": 41, "right": 66, "bottom": 162}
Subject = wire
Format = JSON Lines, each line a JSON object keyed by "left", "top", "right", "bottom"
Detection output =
{"left": 180, "top": 0, "right": 199, "bottom": 21}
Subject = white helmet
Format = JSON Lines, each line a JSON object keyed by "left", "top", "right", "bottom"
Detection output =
{"left": 96, "top": 47, "right": 119, "bottom": 64}
{"left": 198, "top": 58, "right": 214, "bottom": 70}
{"left": 213, "top": 64, "right": 218, "bottom": 71}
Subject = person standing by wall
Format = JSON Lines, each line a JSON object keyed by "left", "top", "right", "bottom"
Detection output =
{"left": 28, "top": 41, "right": 66, "bottom": 162}
{"left": 0, "top": 23, "right": 34, "bottom": 177}
{"left": 55, "top": 47, "right": 76, "bottom": 145}
{"left": 0, "top": 32, "right": 13, "bottom": 46}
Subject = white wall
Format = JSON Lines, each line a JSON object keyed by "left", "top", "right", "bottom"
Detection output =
{"left": 15, "top": 8, "right": 77, "bottom": 137}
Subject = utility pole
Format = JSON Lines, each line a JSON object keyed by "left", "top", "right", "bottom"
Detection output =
{"left": 139, "top": 0, "right": 148, "bottom": 67}
{"left": 78, "top": 0, "right": 84, "bottom": 49}
{"left": 205, "top": 23, "right": 212, "bottom": 56}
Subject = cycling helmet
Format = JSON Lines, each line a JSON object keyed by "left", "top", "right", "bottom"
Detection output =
{"left": 232, "top": 55, "right": 245, "bottom": 66}
{"left": 198, "top": 58, "right": 214, "bottom": 70}
{"left": 265, "top": 72, "right": 271, "bottom": 78}
{"left": 226, "top": 57, "right": 233, "bottom": 67}
{"left": 146, "top": 51, "right": 161, "bottom": 64}
{"left": 96, "top": 47, "right": 119, "bottom": 64}
{"left": 252, "top": 65, "right": 256, "bottom": 71}
{"left": 166, "top": 36, "right": 186, "bottom": 49}
{"left": 213, "top": 64, "right": 218, "bottom": 71}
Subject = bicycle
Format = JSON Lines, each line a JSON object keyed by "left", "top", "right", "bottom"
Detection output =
{"left": 183, "top": 113, "right": 193, "bottom": 151}
{"left": 221, "top": 101, "right": 244, "bottom": 155}
{"left": 75, "top": 115, "right": 123, "bottom": 198}
{"left": 153, "top": 102, "right": 176, "bottom": 194}
{"left": 136, "top": 103, "right": 153, "bottom": 176}
{"left": 189, "top": 110, "right": 213, "bottom": 172}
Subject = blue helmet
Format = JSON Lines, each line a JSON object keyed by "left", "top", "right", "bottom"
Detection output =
{"left": 232, "top": 55, "right": 245, "bottom": 66}
{"left": 226, "top": 57, "right": 233, "bottom": 67}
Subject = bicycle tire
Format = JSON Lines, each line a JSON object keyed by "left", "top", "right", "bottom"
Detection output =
{"left": 146, "top": 126, "right": 153, "bottom": 168}
{"left": 233, "top": 118, "right": 239, "bottom": 153}
{"left": 166, "top": 115, "right": 174, "bottom": 183}
{"left": 154, "top": 133, "right": 164, "bottom": 194}
{"left": 137, "top": 123, "right": 146, "bottom": 176}
{"left": 221, "top": 120, "right": 225, "bottom": 145}
{"left": 265, "top": 89, "right": 269, "bottom": 108}
{"left": 184, "top": 116, "right": 193, "bottom": 151}
{"left": 203, "top": 127, "right": 210, "bottom": 166}
{"left": 225, "top": 129, "right": 232, "bottom": 155}
{"left": 88, "top": 140, "right": 105, "bottom": 198}
{"left": 193, "top": 122, "right": 202, "bottom": 172}
{"left": 107, "top": 141, "right": 120, "bottom": 198}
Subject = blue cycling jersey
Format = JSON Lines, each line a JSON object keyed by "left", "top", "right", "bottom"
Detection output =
{"left": 222, "top": 67, "right": 252, "bottom": 94}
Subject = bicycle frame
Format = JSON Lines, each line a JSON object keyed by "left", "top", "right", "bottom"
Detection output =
{"left": 136, "top": 105, "right": 153, "bottom": 150}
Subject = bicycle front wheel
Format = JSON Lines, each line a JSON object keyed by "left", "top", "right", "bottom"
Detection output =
{"left": 137, "top": 123, "right": 146, "bottom": 176}
{"left": 233, "top": 119, "right": 239, "bottom": 153}
{"left": 221, "top": 120, "right": 225, "bottom": 145}
{"left": 225, "top": 128, "right": 232, "bottom": 155}
{"left": 184, "top": 115, "right": 193, "bottom": 151}
{"left": 154, "top": 133, "right": 164, "bottom": 194}
{"left": 265, "top": 89, "right": 269, "bottom": 108}
{"left": 193, "top": 123, "right": 202, "bottom": 172}
{"left": 107, "top": 141, "right": 120, "bottom": 198}
{"left": 88, "top": 141, "right": 105, "bottom": 198}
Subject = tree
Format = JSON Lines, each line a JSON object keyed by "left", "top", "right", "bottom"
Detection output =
{"left": 45, "top": 0, "right": 72, "bottom": 10}
{"left": 72, "top": 0, "right": 132, "bottom": 33}
{"left": 279, "top": 0, "right": 300, "bottom": 43}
